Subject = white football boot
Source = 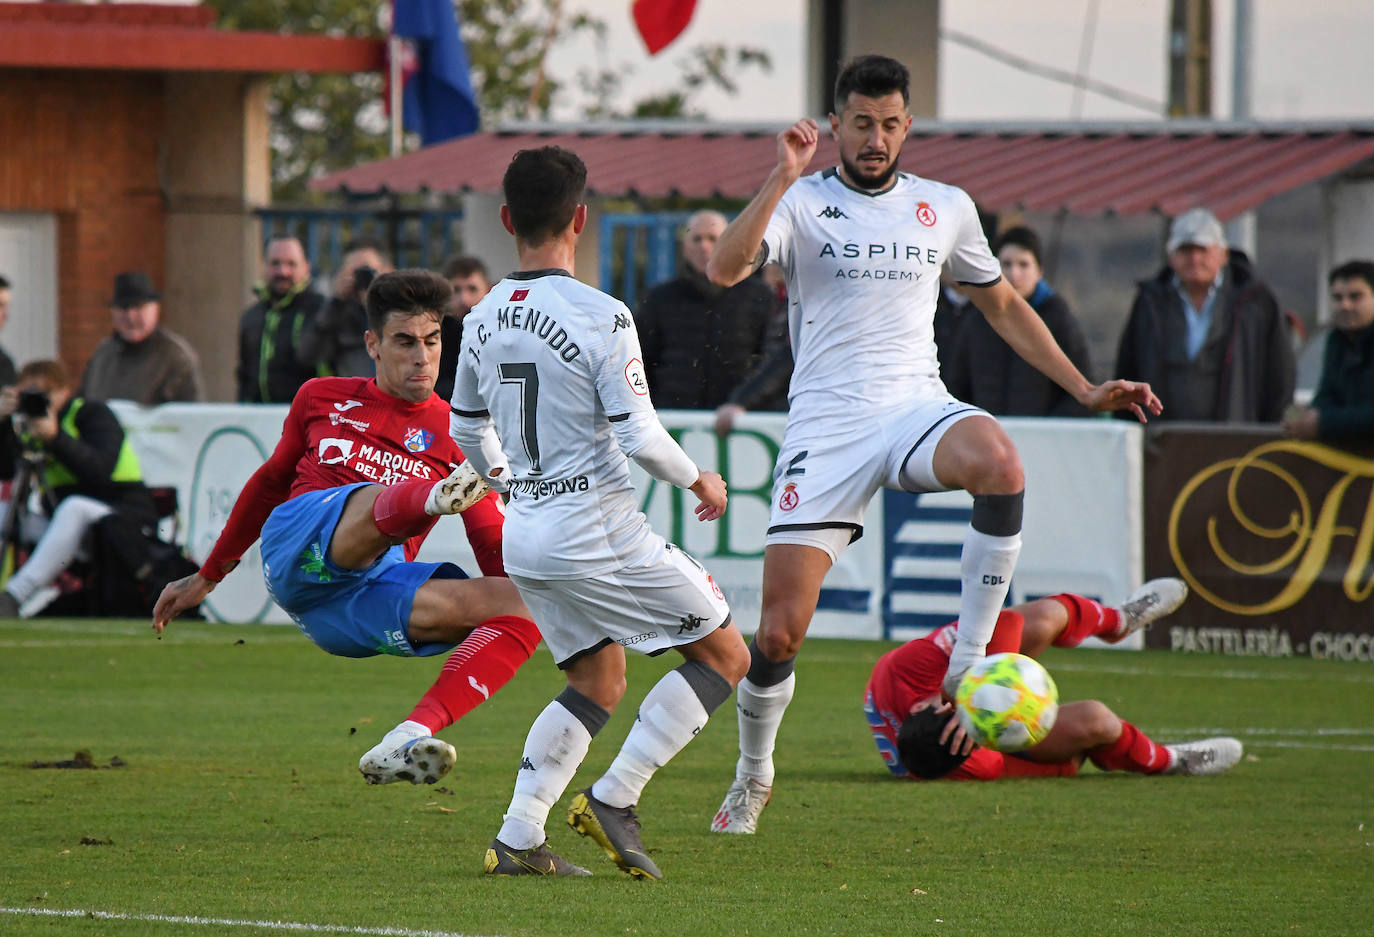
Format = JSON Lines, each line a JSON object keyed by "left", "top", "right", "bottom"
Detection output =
{"left": 359, "top": 723, "right": 456, "bottom": 785}
{"left": 426, "top": 461, "right": 490, "bottom": 515}
{"left": 1163, "top": 737, "right": 1244, "bottom": 776}
{"left": 710, "top": 777, "right": 772, "bottom": 834}
{"left": 1114, "top": 577, "right": 1189, "bottom": 641}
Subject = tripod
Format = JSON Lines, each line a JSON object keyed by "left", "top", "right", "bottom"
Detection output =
{"left": 1, "top": 450, "right": 54, "bottom": 585}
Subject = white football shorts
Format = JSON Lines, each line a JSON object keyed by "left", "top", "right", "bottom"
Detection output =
{"left": 765, "top": 394, "right": 987, "bottom": 562}
{"left": 509, "top": 541, "right": 732, "bottom": 669}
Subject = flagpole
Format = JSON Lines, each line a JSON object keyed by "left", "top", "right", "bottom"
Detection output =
{"left": 389, "top": 34, "right": 404, "bottom": 156}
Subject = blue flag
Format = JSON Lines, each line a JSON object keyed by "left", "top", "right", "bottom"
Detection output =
{"left": 391, "top": 0, "right": 479, "bottom": 145}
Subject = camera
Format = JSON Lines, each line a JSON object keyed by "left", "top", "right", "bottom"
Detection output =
{"left": 17, "top": 388, "right": 50, "bottom": 418}
{"left": 353, "top": 266, "right": 378, "bottom": 294}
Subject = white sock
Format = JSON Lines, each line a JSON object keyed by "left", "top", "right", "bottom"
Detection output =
{"left": 947, "top": 528, "right": 1021, "bottom": 693}
{"left": 734, "top": 673, "right": 795, "bottom": 786}
{"left": 593, "top": 670, "right": 710, "bottom": 809}
{"left": 497, "top": 700, "right": 593, "bottom": 850}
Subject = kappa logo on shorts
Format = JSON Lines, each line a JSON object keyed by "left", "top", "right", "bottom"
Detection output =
{"left": 915, "top": 201, "right": 937, "bottom": 226}
{"left": 402, "top": 426, "right": 434, "bottom": 453}
{"left": 676, "top": 613, "right": 707, "bottom": 635}
{"left": 779, "top": 482, "right": 800, "bottom": 512}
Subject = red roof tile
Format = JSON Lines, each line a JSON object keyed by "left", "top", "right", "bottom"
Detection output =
{"left": 313, "top": 124, "right": 1374, "bottom": 219}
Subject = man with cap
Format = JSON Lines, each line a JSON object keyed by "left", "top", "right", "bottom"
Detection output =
{"left": 1115, "top": 207, "right": 1294, "bottom": 422}
{"left": 81, "top": 271, "right": 203, "bottom": 406}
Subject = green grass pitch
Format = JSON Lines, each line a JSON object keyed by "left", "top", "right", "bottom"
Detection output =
{"left": 2, "top": 617, "right": 1370, "bottom": 937}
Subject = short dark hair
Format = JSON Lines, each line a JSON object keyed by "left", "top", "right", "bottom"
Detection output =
{"left": 343, "top": 236, "right": 390, "bottom": 266}
{"left": 1329, "top": 259, "right": 1374, "bottom": 292}
{"left": 895, "top": 707, "right": 973, "bottom": 780}
{"left": 17, "top": 358, "right": 71, "bottom": 391}
{"left": 993, "top": 226, "right": 1043, "bottom": 266}
{"left": 502, "top": 146, "right": 587, "bottom": 246}
{"left": 364, "top": 269, "right": 454, "bottom": 333}
{"left": 0, "top": 274, "right": 10, "bottom": 290}
{"left": 442, "top": 254, "right": 490, "bottom": 282}
{"left": 834, "top": 55, "right": 910, "bottom": 112}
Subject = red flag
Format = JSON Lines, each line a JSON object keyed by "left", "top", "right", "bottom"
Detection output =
{"left": 633, "top": 0, "right": 697, "bottom": 55}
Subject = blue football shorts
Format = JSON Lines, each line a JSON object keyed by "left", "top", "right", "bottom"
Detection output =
{"left": 259, "top": 483, "right": 468, "bottom": 658}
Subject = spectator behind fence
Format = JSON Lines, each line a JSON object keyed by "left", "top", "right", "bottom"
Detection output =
{"left": 435, "top": 255, "right": 491, "bottom": 402}
{"left": 237, "top": 236, "right": 326, "bottom": 403}
{"left": 81, "top": 271, "right": 203, "bottom": 406}
{"left": 1281, "top": 260, "right": 1374, "bottom": 442}
{"left": 1115, "top": 207, "right": 1294, "bottom": 422}
{"left": 298, "top": 238, "right": 394, "bottom": 379}
{"left": 713, "top": 263, "right": 792, "bottom": 436}
{"left": 0, "top": 359, "right": 159, "bottom": 617}
{"left": 0, "top": 275, "right": 16, "bottom": 388}
{"left": 944, "top": 226, "right": 1092, "bottom": 417}
{"left": 635, "top": 210, "right": 778, "bottom": 410}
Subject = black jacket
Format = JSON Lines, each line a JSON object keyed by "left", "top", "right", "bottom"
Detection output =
{"left": 945, "top": 282, "right": 1093, "bottom": 417}
{"left": 635, "top": 269, "right": 778, "bottom": 410}
{"left": 237, "top": 281, "right": 327, "bottom": 403}
{"left": 0, "top": 397, "right": 156, "bottom": 525}
{"left": 1115, "top": 251, "right": 1294, "bottom": 422}
{"left": 1311, "top": 323, "right": 1374, "bottom": 440}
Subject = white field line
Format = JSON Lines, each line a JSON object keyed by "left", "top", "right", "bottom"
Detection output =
{"left": 0, "top": 907, "right": 500, "bottom": 937}
{"left": 1049, "top": 660, "right": 1374, "bottom": 684}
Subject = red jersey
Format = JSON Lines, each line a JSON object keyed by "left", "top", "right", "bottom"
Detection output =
{"left": 199, "top": 376, "right": 506, "bottom": 581}
{"left": 864, "top": 617, "right": 1076, "bottom": 781}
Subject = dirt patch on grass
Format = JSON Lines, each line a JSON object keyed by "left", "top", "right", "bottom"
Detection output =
{"left": 27, "top": 750, "right": 126, "bottom": 770}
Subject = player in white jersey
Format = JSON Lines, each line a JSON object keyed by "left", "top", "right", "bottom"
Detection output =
{"left": 449, "top": 146, "right": 750, "bottom": 879}
{"left": 705, "top": 55, "right": 1163, "bottom": 834}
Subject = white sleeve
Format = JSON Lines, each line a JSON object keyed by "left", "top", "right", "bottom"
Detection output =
{"left": 945, "top": 187, "right": 1003, "bottom": 287}
{"left": 761, "top": 187, "right": 798, "bottom": 280}
{"left": 448, "top": 332, "right": 510, "bottom": 487}
{"left": 590, "top": 299, "right": 698, "bottom": 489}
{"left": 613, "top": 410, "right": 699, "bottom": 489}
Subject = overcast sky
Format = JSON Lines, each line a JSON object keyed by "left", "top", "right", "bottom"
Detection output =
{"left": 547, "top": 0, "right": 1374, "bottom": 123}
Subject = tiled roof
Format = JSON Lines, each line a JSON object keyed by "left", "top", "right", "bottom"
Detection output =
{"left": 314, "top": 122, "right": 1374, "bottom": 219}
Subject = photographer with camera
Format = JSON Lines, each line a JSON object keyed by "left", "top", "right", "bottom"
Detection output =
{"left": 298, "top": 238, "right": 394, "bottom": 379}
{"left": 0, "top": 359, "right": 159, "bottom": 617}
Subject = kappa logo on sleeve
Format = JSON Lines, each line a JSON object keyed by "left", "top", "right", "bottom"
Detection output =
{"left": 625, "top": 358, "right": 649, "bottom": 395}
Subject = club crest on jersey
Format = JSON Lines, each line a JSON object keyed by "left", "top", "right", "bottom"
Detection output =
{"left": 510, "top": 288, "right": 529, "bottom": 301}
{"left": 402, "top": 427, "right": 434, "bottom": 453}
{"left": 779, "top": 483, "right": 800, "bottom": 512}
{"left": 625, "top": 357, "right": 649, "bottom": 396}
{"left": 915, "top": 202, "right": 937, "bottom": 226}
{"left": 708, "top": 575, "right": 725, "bottom": 601}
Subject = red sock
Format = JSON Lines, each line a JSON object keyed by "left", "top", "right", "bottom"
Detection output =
{"left": 407, "top": 615, "right": 541, "bottom": 733}
{"left": 1049, "top": 593, "right": 1122, "bottom": 647}
{"left": 372, "top": 477, "right": 435, "bottom": 539}
{"left": 987, "top": 610, "right": 1024, "bottom": 655}
{"left": 1087, "top": 720, "right": 1170, "bottom": 774}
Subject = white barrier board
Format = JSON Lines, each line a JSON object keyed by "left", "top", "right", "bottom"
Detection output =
{"left": 114, "top": 404, "right": 1141, "bottom": 647}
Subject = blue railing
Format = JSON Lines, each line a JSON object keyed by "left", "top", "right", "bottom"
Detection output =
{"left": 599, "top": 212, "right": 693, "bottom": 310}
{"left": 254, "top": 206, "right": 465, "bottom": 274}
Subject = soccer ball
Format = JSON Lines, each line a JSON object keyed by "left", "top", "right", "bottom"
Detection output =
{"left": 954, "top": 652, "right": 1059, "bottom": 752}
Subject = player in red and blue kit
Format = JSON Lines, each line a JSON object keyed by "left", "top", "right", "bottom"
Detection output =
{"left": 865, "top": 579, "right": 1243, "bottom": 780}
{"left": 153, "top": 270, "right": 542, "bottom": 787}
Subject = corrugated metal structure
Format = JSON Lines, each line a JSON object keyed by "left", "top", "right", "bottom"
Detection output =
{"left": 314, "top": 121, "right": 1374, "bottom": 220}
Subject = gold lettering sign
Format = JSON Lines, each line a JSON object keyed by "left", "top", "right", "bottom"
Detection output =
{"left": 1167, "top": 440, "right": 1374, "bottom": 615}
